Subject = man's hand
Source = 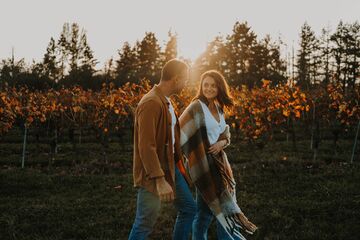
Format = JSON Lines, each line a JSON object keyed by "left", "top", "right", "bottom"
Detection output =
{"left": 155, "top": 177, "right": 174, "bottom": 202}
{"left": 208, "top": 140, "right": 227, "bottom": 155}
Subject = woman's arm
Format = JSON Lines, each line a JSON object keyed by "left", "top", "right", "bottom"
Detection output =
{"left": 208, "top": 125, "right": 231, "bottom": 154}
{"left": 217, "top": 124, "right": 231, "bottom": 149}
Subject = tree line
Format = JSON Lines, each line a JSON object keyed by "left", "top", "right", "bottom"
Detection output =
{"left": 0, "top": 21, "right": 359, "bottom": 93}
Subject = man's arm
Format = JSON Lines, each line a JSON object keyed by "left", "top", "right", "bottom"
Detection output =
{"left": 137, "top": 100, "right": 164, "bottom": 179}
{"left": 137, "top": 100, "right": 174, "bottom": 202}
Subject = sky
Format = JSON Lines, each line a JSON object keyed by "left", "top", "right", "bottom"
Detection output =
{"left": 0, "top": 0, "right": 359, "bottom": 69}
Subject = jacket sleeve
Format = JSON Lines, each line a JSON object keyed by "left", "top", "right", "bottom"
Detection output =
{"left": 217, "top": 124, "right": 231, "bottom": 149}
{"left": 137, "top": 100, "right": 165, "bottom": 179}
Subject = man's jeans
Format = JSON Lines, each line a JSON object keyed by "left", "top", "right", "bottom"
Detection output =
{"left": 128, "top": 166, "right": 196, "bottom": 240}
{"left": 192, "top": 189, "right": 246, "bottom": 240}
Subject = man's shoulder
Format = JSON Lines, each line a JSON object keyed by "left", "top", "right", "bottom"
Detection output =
{"left": 138, "top": 90, "right": 163, "bottom": 109}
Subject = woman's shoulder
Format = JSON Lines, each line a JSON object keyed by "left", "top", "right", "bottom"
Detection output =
{"left": 181, "top": 99, "right": 204, "bottom": 119}
{"left": 187, "top": 99, "right": 202, "bottom": 110}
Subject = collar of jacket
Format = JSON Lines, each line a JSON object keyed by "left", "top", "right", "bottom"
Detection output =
{"left": 153, "top": 84, "right": 171, "bottom": 108}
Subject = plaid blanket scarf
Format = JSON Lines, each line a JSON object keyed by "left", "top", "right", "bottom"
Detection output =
{"left": 179, "top": 99, "right": 256, "bottom": 239}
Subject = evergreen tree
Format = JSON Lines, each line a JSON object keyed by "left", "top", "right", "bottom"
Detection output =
{"left": 319, "top": 26, "right": 333, "bottom": 85}
{"left": 226, "top": 21, "right": 257, "bottom": 87}
{"left": 42, "top": 37, "right": 59, "bottom": 83}
{"left": 136, "top": 32, "right": 162, "bottom": 84}
{"left": 163, "top": 30, "right": 178, "bottom": 62}
{"left": 296, "top": 22, "right": 318, "bottom": 90}
{"left": 115, "top": 42, "right": 138, "bottom": 85}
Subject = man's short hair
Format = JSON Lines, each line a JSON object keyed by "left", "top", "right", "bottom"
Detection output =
{"left": 161, "top": 59, "right": 188, "bottom": 81}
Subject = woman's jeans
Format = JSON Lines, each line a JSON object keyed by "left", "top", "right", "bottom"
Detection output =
{"left": 192, "top": 189, "right": 246, "bottom": 240}
{"left": 128, "top": 166, "right": 196, "bottom": 240}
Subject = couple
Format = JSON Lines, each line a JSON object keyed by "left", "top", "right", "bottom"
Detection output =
{"left": 128, "top": 59, "right": 257, "bottom": 240}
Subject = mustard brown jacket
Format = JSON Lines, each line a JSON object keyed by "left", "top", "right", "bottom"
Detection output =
{"left": 132, "top": 85, "right": 186, "bottom": 195}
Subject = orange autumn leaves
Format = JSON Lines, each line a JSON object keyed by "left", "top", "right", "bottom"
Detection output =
{"left": 0, "top": 80, "right": 151, "bottom": 135}
{"left": 1, "top": 79, "right": 357, "bottom": 141}
{"left": 227, "top": 79, "right": 309, "bottom": 141}
{"left": 0, "top": 91, "right": 20, "bottom": 133}
{"left": 327, "top": 83, "right": 360, "bottom": 126}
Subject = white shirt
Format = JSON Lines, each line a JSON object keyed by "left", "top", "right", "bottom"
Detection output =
{"left": 199, "top": 100, "right": 227, "bottom": 145}
{"left": 165, "top": 96, "right": 177, "bottom": 152}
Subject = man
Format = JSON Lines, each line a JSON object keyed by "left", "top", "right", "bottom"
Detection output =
{"left": 128, "top": 59, "right": 196, "bottom": 240}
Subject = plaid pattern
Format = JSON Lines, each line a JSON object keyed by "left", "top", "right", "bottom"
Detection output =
{"left": 179, "top": 99, "right": 249, "bottom": 239}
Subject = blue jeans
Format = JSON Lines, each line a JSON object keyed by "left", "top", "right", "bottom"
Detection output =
{"left": 128, "top": 166, "right": 196, "bottom": 240}
{"left": 192, "top": 189, "right": 246, "bottom": 240}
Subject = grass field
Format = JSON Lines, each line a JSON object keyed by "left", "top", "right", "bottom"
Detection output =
{"left": 0, "top": 127, "right": 359, "bottom": 239}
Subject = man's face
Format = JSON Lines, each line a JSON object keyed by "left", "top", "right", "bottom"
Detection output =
{"left": 174, "top": 69, "right": 189, "bottom": 94}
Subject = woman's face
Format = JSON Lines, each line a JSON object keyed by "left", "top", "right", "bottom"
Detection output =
{"left": 202, "top": 76, "right": 218, "bottom": 101}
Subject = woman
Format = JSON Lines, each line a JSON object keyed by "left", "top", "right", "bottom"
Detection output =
{"left": 179, "top": 70, "right": 257, "bottom": 240}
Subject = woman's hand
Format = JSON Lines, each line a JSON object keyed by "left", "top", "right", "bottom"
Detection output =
{"left": 208, "top": 140, "right": 227, "bottom": 155}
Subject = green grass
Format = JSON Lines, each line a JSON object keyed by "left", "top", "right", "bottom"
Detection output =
{"left": 0, "top": 130, "right": 360, "bottom": 239}
{"left": 0, "top": 170, "right": 135, "bottom": 239}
